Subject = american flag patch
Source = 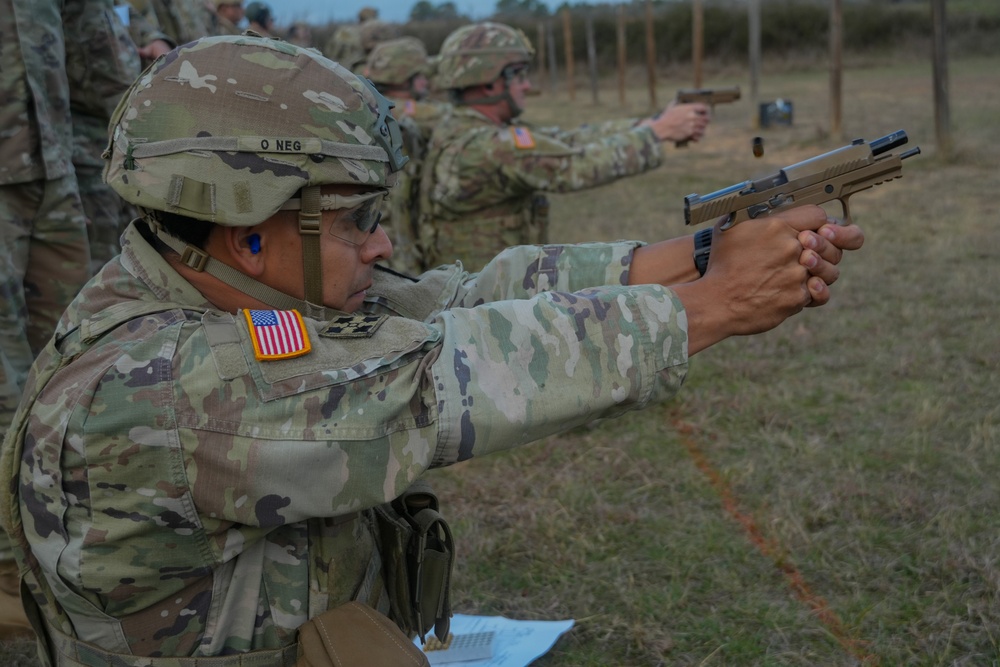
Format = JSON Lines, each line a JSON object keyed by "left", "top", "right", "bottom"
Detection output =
{"left": 510, "top": 126, "right": 536, "bottom": 149}
{"left": 244, "top": 309, "right": 311, "bottom": 361}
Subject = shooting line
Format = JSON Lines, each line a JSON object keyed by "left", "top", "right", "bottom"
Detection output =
{"left": 670, "top": 413, "right": 880, "bottom": 666}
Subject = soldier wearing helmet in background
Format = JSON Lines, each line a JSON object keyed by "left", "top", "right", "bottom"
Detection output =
{"left": 324, "top": 6, "right": 397, "bottom": 74}
{"left": 364, "top": 37, "right": 451, "bottom": 275}
{"left": 244, "top": 1, "right": 274, "bottom": 37}
{"left": 1, "top": 33, "right": 865, "bottom": 665}
{"left": 208, "top": 0, "right": 245, "bottom": 36}
{"left": 419, "top": 21, "right": 712, "bottom": 273}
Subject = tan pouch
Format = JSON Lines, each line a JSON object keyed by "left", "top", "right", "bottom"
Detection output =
{"left": 296, "top": 601, "right": 430, "bottom": 667}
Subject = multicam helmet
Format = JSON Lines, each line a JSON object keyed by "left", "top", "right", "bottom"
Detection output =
{"left": 435, "top": 22, "right": 534, "bottom": 90}
{"left": 364, "top": 37, "right": 429, "bottom": 87}
{"left": 358, "top": 19, "right": 400, "bottom": 53}
{"left": 105, "top": 34, "right": 406, "bottom": 227}
{"left": 104, "top": 34, "right": 407, "bottom": 312}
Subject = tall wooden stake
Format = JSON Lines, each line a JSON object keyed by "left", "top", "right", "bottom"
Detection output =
{"left": 931, "top": 0, "right": 952, "bottom": 157}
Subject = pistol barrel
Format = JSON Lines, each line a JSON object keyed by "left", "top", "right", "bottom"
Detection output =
{"left": 869, "top": 130, "right": 908, "bottom": 156}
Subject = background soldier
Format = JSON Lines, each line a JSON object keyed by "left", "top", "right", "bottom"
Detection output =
{"left": 244, "top": 1, "right": 274, "bottom": 37}
{"left": 66, "top": 0, "right": 143, "bottom": 275}
{"left": 208, "top": 0, "right": 244, "bottom": 36}
{"left": 324, "top": 6, "right": 397, "bottom": 73}
{"left": 0, "top": 0, "right": 93, "bottom": 638}
{"left": 364, "top": 37, "right": 451, "bottom": 274}
{"left": 1, "top": 34, "right": 863, "bottom": 663}
{"left": 127, "top": 0, "right": 212, "bottom": 46}
{"left": 420, "top": 21, "right": 711, "bottom": 273}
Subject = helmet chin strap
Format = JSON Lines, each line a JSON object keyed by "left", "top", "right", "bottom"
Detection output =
{"left": 143, "top": 202, "right": 336, "bottom": 321}
{"left": 297, "top": 184, "right": 325, "bottom": 306}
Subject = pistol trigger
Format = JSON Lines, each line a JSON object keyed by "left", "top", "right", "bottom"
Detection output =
{"left": 840, "top": 197, "right": 853, "bottom": 226}
{"left": 747, "top": 202, "right": 770, "bottom": 219}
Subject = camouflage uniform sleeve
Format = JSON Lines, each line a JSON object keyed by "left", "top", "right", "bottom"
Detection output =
{"left": 536, "top": 118, "right": 645, "bottom": 146}
{"left": 436, "top": 121, "right": 663, "bottom": 210}
{"left": 67, "top": 276, "right": 682, "bottom": 543}
{"left": 428, "top": 278, "right": 688, "bottom": 465}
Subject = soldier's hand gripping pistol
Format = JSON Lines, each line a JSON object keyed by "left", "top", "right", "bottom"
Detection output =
{"left": 684, "top": 130, "right": 921, "bottom": 230}
{"left": 674, "top": 86, "right": 741, "bottom": 147}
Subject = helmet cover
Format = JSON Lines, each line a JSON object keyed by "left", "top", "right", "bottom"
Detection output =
{"left": 104, "top": 34, "right": 406, "bottom": 226}
{"left": 435, "top": 22, "right": 534, "bottom": 90}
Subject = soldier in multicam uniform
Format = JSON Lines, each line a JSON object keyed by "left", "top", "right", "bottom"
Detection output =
{"left": 0, "top": 34, "right": 864, "bottom": 664}
{"left": 420, "top": 21, "right": 713, "bottom": 273}
{"left": 364, "top": 37, "right": 452, "bottom": 275}
{"left": 0, "top": 0, "right": 93, "bottom": 640}
{"left": 127, "top": 0, "right": 212, "bottom": 46}
{"left": 66, "top": 1, "right": 144, "bottom": 275}
{"left": 244, "top": 1, "right": 274, "bottom": 37}
{"left": 207, "top": 0, "right": 245, "bottom": 36}
{"left": 324, "top": 6, "right": 397, "bottom": 74}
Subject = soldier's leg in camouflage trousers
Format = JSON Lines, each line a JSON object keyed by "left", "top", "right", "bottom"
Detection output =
{"left": 0, "top": 175, "right": 90, "bottom": 639}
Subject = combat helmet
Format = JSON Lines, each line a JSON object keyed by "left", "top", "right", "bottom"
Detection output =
{"left": 435, "top": 21, "right": 534, "bottom": 91}
{"left": 365, "top": 37, "right": 429, "bottom": 88}
{"left": 104, "top": 34, "right": 407, "bottom": 314}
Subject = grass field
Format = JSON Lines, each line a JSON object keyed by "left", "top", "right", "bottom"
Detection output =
{"left": 425, "top": 55, "right": 1000, "bottom": 667}
{"left": 2, "top": 56, "right": 998, "bottom": 666}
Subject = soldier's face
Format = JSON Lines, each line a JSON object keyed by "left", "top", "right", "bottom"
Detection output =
{"left": 504, "top": 63, "right": 532, "bottom": 118}
{"left": 259, "top": 186, "right": 393, "bottom": 313}
{"left": 411, "top": 74, "right": 429, "bottom": 100}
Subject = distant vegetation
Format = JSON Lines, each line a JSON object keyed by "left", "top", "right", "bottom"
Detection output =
{"left": 313, "top": 0, "right": 1000, "bottom": 68}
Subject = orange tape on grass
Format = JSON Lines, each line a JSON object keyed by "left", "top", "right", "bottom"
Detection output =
{"left": 671, "top": 416, "right": 879, "bottom": 666}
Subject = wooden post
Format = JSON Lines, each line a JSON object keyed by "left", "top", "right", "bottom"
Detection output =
{"left": 562, "top": 8, "right": 575, "bottom": 101}
{"left": 644, "top": 0, "right": 657, "bottom": 109}
{"left": 617, "top": 4, "right": 627, "bottom": 107}
{"left": 748, "top": 0, "right": 761, "bottom": 129}
{"left": 585, "top": 12, "right": 599, "bottom": 104}
{"left": 536, "top": 21, "right": 546, "bottom": 84}
{"left": 829, "top": 0, "right": 843, "bottom": 140}
{"left": 692, "top": 0, "right": 704, "bottom": 88}
{"left": 546, "top": 20, "right": 558, "bottom": 94}
{"left": 931, "top": 0, "right": 952, "bottom": 157}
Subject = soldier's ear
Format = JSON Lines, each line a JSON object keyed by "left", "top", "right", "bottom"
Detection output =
{"left": 226, "top": 226, "right": 267, "bottom": 276}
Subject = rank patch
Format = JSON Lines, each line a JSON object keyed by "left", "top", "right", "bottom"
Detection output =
{"left": 510, "top": 126, "right": 536, "bottom": 149}
{"left": 320, "top": 314, "right": 388, "bottom": 339}
{"left": 244, "top": 309, "right": 311, "bottom": 361}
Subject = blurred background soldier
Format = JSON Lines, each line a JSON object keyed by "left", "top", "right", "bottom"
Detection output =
{"left": 286, "top": 20, "right": 313, "bottom": 48}
{"left": 245, "top": 1, "right": 274, "bottom": 37}
{"left": 324, "top": 6, "right": 397, "bottom": 73}
{"left": 420, "top": 21, "right": 712, "bottom": 273}
{"left": 66, "top": 0, "right": 143, "bottom": 275}
{"left": 0, "top": 0, "right": 92, "bottom": 638}
{"left": 116, "top": 0, "right": 175, "bottom": 64}
{"left": 364, "top": 37, "right": 451, "bottom": 275}
{"left": 126, "top": 0, "right": 212, "bottom": 46}
{"left": 208, "top": 0, "right": 244, "bottom": 36}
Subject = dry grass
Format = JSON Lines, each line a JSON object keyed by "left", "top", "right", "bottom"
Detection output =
{"left": 423, "top": 55, "right": 1000, "bottom": 666}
